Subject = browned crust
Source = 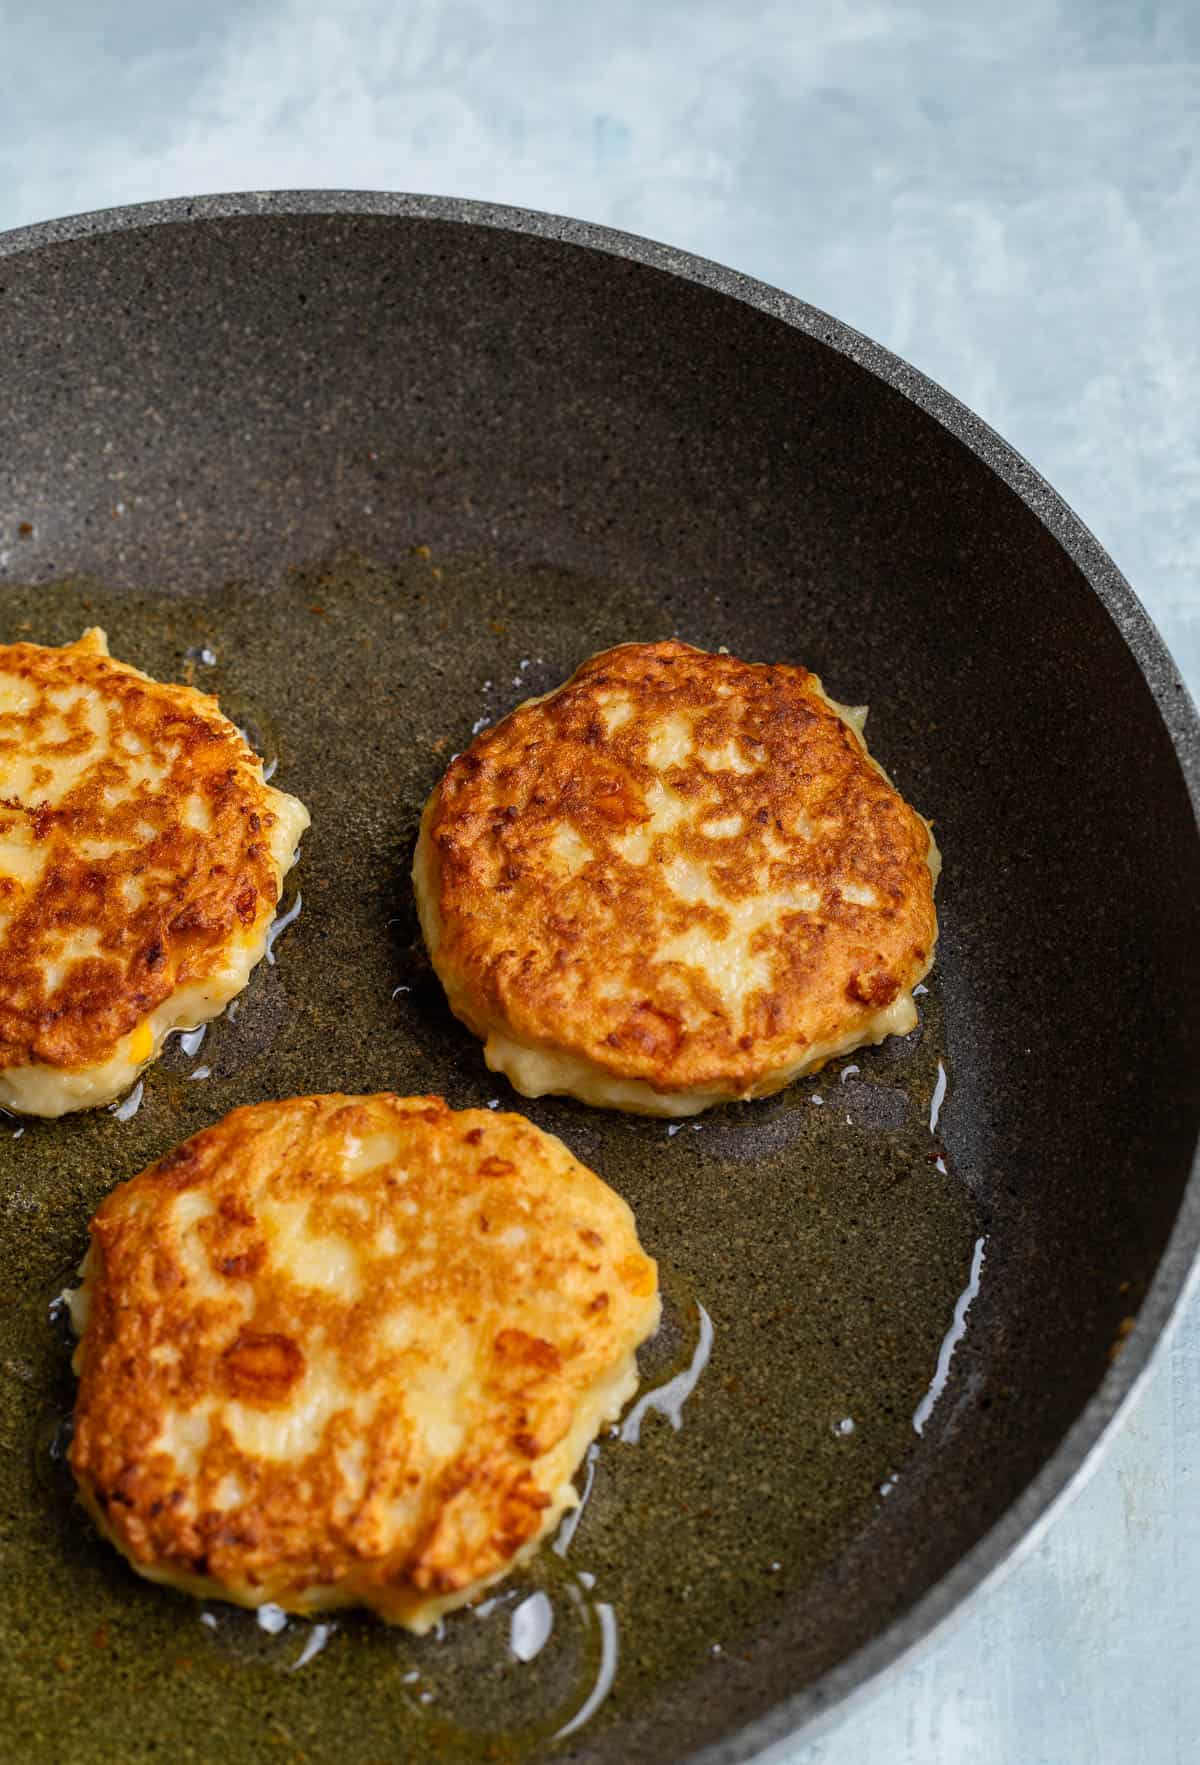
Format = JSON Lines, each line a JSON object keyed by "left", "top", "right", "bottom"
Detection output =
{"left": 0, "top": 636, "right": 288, "bottom": 1071}
{"left": 69, "top": 1093, "right": 658, "bottom": 1619}
{"left": 423, "top": 640, "right": 937, "bottom": 1096}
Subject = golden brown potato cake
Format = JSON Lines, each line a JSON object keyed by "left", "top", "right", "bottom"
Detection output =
{"left": 0, "top": 629, "right": 308, "bottom": 1115}
{"left": 415, "top": 640, "right": 939, "bottom": 1115}
{"left": 68, "top": 1092, "right": 660, "bottom": 1629}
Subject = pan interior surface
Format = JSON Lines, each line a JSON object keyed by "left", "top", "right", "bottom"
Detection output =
{"left": 0, "top": 204, "right": 1197, "bottom": 1764}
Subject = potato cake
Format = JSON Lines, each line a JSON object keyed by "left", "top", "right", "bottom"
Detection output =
{"left": 416, "top": 640, "right": 938, "bottom": 1115}
{"left": 0, "top": 629, "right": 308, "bottom": 1114}
{"left": 68, "top": 1092, "right": 660, "bottom": 1628}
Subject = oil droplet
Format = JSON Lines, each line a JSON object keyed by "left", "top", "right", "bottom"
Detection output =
{"left": 109, "top": 1080, "right": 143, "bottom": 1122}
{"left": 49, "top": 1276, "right": 86, "bottom": 1342}
{"left": 186, "top": 644, "right": 218, "bottom": 667}
{"left": 509, "top": 1591, "right": 554, "bottom": 1663}
{"left": 553, "top": 1601, "right": 619, "bottom": 1740}
{"left": 832, "top": 1416, "right": 856, "bottom": 1437}
{"left": 290, "top": 1622, "right": 333, "bottom": 1671}
{"left": 913, "top": 1235, "right": 987, "bottom": 1436}
{"left": 929, "top": 1059, "right": 948, "bottom": 1133}
{"left": 619, "top": 1302, "right": 713, "bottom": 1442}
{"left": 231, "top": 708, "right": 284, "bottom": 783}
{"left": 256, "top": 1604, "right": 288, "bottom": 1636}
{"left": 31, "top": 1401, "right": 74, "bottom": 1503}
{"left": 265, "top": 892, "right": 302, "bottom": 965}
{"left": 553, "top": 1441, "right": 600, "bottom": 1557}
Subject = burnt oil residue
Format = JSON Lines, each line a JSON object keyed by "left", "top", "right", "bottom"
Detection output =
{"left": 0, "top": 555, "right": 981, "bottom": 1763}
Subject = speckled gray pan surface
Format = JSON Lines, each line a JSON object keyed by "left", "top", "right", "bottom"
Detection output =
{"left": 0, "top": 194, "right": 1197, "bottom": 1765}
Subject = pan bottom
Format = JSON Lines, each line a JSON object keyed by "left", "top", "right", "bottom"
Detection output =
{"left": 1, "top": 553, "right": 981, "bottom": 1761}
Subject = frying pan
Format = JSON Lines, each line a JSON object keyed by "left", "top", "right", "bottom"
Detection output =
{"left": 1, "top": 193, "right": 1197, "bottom": 1765}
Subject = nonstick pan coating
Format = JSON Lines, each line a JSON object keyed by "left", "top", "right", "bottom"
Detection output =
{"left": 0, "top": 194, "right": 1197, "bottom": 1764}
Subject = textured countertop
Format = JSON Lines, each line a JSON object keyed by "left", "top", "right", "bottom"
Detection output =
{"left": 1, "top": 3, "right": 1197, "bottom": 1759}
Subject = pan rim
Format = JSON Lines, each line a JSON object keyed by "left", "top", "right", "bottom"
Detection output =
{"left": 1, "top": 188, "right": 1198, "bottom": 1762}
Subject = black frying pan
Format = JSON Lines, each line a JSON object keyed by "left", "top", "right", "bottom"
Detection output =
{"left": 1, "top": 194, "right": 1197, "bottom": 1765}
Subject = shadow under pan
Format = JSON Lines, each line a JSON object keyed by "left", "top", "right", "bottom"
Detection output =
{"left": 0, "top": 196, "right": 1197, "bottom": 1765}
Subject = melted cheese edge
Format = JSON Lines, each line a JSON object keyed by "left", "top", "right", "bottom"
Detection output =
{"left": 482, "top": 990, "right": 922, "bottom": 1117}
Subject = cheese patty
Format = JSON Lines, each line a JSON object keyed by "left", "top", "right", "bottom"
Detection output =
{"left": 0, "top": 629, "right": 308, "bottom": 1115}
{"left": 415, "top": 640, "right": 939, "bottom": 1116}
{"left": 68, "top": 1093, "right": 660, "bottom": 1629}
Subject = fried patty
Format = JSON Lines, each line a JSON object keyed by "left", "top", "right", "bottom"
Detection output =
{"left": 0, "top": 629, "right": 308, "bottom": 1115}
{"left": 68, "top": 1093, "right": 660, "bottom": 1629}
{"left": 415, "top": 640, "right": 939, "bottom": 1115}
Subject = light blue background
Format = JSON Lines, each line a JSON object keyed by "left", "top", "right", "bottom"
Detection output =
{"left": 1, "top": 4, "right": 1197, "bottom": 1759}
